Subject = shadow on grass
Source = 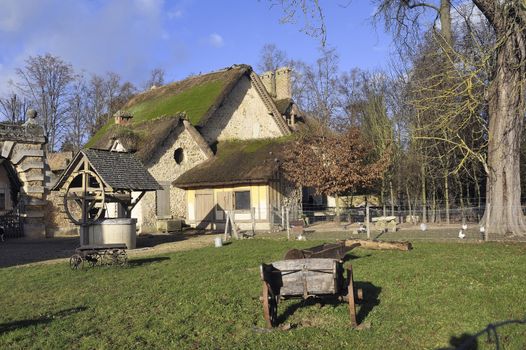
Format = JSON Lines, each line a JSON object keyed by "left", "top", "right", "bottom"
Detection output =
{"left": 276, "top": 282, "right": 381, "bottom": 326}
{"left": 128, "top": 256, "right": 170, "bottom": 267}
{"left": 354, "top": 281, "right": 381, "bottom": 324}
{"left": 0, "top": 306, "right": 88, "bottom": 334}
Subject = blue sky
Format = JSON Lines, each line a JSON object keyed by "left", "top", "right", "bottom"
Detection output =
{"left": 0, "top": 0, "right": 394, "bottom": 93}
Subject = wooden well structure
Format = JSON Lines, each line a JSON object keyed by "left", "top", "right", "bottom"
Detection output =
{"left": 52, "top": 149, "right": 161, "bottom": 246}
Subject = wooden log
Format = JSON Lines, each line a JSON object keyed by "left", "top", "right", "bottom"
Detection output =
{"left": 344, "top": 239, "right": 412, "bottom": 251}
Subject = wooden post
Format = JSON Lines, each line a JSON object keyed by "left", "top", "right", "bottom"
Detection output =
{"left": 366, "top": 202, "right": 370, "bottom": 240}
{"left": 281, "top": 206, "right": 285, "bottom": 229}
{"left": 286, "top": 206, "right": 290, "bottom": 240}
{"left": 231, "top": 211, "right": 239, "bottom": 240}
{"left": 224, "top": 210, "right": 230, "bottom": 241}
{"left": 81, "top": 165, "right": 89, "bottom": 246}
{"left": 251, "top": 207, "right": 256, "bottom": 235}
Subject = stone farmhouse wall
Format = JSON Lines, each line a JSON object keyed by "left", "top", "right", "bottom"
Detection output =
{"left": 201, "top": 76, "right": 284, "bottom": 143}
{"left": 135, "top": 122, "right": 211, "bottom": 232}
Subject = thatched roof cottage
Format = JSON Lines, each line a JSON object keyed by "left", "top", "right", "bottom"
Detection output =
{"left": 87, "top": 64, "right": 303, "bottom": 232}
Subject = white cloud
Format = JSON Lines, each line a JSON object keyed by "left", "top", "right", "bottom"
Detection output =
{"left": 0, "top": 0, "right": 186, "bottom": 94}
{"left": 168, "top": 9, "right": 183, "bottom": 19}
{"left": 208, "top": 33, "right": 224, "bottom": 48}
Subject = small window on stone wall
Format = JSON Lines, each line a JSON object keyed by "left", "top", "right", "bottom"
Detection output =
{"left": 174, "top": 148, "right": 184, "bottom": 164}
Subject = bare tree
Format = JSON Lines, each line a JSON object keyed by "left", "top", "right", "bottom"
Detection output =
{"left": 65, "top": 75, "right": 89, "bottom": 151}
{"left": 13, "top": 53, "right": 74, "bottom": 151}
{"left": 0, "top": 93, "right": 29, "bottom": 123}
{"left": 86, "top": 74, "right": 107, "bottom": 136}
{"left": 280, "top": 0, "right": 526, "bottom": 234}
{"left": 142, "top": 68, "right": 165, "bottom": 90}
{"left": 104, "top": 72, "right": 122, "bottom": 124}
{"left": 258, "top": 43, "right": 288, "bottom": 72}
{"left": 293, "top": 47, "right": 341, "bottom": 128}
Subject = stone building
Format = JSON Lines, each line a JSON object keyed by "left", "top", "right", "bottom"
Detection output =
{"left": 88, "top": 64, "right": 304, "bottom": 232}
{"left": 0, "top": 111, "right": 48, "bottom": 238}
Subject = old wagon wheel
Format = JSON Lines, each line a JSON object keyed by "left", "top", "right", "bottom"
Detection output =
{"left": 262, "top": 282, "right": 279, "bottom": 328}
{"left": 69, "top": 254, "right": 83, "bottom": 270}
{"left": 64, "top": 170, "right": 106, "bottom": 226}
{"left": 86, "top": 252, "right": 101, "bottom": 267}
{"left": 104, "top": 249, "right": 128, "bottom": 266}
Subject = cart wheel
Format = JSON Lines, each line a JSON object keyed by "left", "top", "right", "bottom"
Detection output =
{"left": 69, "top": 254, "right": 83, "bottom": 270}
{"left": 262, "top": 282, "right": 278, "bottom": 328}
{"left": 114, "top": 251, "right": 128, "bottom": 266}
{"left": 106, "top": 250, "right": 127, "bottom": 266}
{"left": 86, "top": 253, "right": 99, "bottom": 267}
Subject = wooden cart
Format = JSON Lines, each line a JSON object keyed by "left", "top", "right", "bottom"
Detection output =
{"left": 260, "top": 258, "right": 360, "bottom": 328}
{"left": 69, "top": 244, "right": 128, "bottom": 270}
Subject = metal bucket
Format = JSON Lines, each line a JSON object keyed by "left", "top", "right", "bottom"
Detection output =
{"left": 214, "top": 237, "right": 223, "bottom": 247}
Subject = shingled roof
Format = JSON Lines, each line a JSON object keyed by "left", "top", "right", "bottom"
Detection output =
{"left": 52, "top": 149, "right": 161, "bottom": 192}
{"left": 173, "top": 138, "right": 292, "bottom": 189}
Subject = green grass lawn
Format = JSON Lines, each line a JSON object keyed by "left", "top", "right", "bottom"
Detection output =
{"left": 1, "top": 240, "right": 525, "bottom": 349}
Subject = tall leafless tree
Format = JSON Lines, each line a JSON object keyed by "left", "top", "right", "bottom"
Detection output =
{"left": 0, "top": 93, "right": 29, "bottom": 124}
{"left": 13, "top": 53, "right": 74, "bottom": 151}
{"left": 258, "top": 43, "right": 289, "bottom": 72}
{"left": 142, "top": 68, "right": 165, "bottom": 91}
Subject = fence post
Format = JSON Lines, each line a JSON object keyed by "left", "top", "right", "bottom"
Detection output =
{"left": 286, "top": 206, "right": 290, "bottom": 240}
{"left": 366, "top": 202, "right": 371, "bottom": 240}
{"left": 281, "top": 206, "right": 285, "bottom": 229}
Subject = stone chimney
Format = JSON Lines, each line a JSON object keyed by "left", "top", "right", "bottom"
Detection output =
{"left": 114, "top": 110, "right": 133, "bottom": 126}
{"left": 275, "top": 67, "right": 291, "bottom": 100}
{"left": 259, "top": 67, "right": 291, "bottom": 100}
{"left": 259, "top": 71, "right": 276, "bottom": 97}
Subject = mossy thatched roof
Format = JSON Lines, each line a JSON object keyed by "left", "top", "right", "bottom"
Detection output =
{"left": 172, "top": 138, "right": 293, "bottom": 188}
{"left": 86, "top": 65, "right": 251, "bottom": 149}
{"left": 88, "top": 116, "right": 181, "bottom": 164}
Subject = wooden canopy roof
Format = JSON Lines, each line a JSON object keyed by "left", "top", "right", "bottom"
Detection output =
{"left": 52, "top": 149, "right": 161, "bottom": 192}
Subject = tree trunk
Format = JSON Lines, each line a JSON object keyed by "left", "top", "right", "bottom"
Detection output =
{"left": 381, "top": 178, "right": 386, "bottom": 216}
{"left": 421, "top": 164, "right": 427, "bottom": 224}
{"left": 482, "top": 29, "right": 526, "bottom": 236}
{"left": 439, "top": 0, "right": 452, "bottom": 47}
{"left": 389, "top": 180, "right": 395, "bottom": 217}
{"left": 406, "top": 184, "right": 412, "bottom": 224}
{"left": 455, "top": 173, "right": 465, "bottom": 223}
{"left": 444, "top": 170, "right": 450, "bottom": 225}
{"left": 335, "top": 194, "right": 341, "bottom": 224}
{"left": 473, "top": 166, "right": 481, "bottom": 221}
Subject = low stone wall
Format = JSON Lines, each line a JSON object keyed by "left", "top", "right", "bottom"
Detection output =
{"left": 44, "top": 191, "right": 77, "bottom": 237}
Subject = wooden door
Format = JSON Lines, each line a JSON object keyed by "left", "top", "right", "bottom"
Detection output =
{"left": 195, "top": 191, "right": 214, "bottom": 229}
{"left": 216, "top": 191, "right": 233, "bottom": 220}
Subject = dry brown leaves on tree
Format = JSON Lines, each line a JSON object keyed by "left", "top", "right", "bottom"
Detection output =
{"left": 282, "top": 127, "right": 390, "bottom": 196}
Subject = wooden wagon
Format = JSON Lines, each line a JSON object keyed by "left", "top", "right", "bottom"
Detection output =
{"left": 69, "top": 243, "right": 128, "bottom": 270}
{"left": 260, "top": 258, "right": 360, "bottom": 328}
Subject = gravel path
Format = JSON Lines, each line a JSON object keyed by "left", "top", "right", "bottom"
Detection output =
{"left": 0, "top": 232, "right": 222, "bottom": 268}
